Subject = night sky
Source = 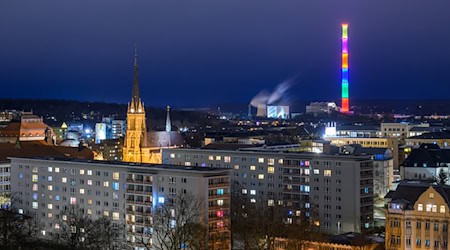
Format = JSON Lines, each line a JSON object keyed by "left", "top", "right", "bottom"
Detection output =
{"left": 1, "top": 1, "right": 449, "bottom": 108}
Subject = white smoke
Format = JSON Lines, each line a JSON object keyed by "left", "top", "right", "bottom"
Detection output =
{"left": 250, "top": 75, "right": 298, "bottom": 107}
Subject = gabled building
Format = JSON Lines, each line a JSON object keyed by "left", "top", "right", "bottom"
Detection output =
{"left": 386, "top": 181, "right": 450, "bottom": 249}
{"left": 401, "top": 144, "right": 450, "bottom": 184}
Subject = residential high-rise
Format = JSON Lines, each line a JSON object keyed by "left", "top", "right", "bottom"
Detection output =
{"left": 341, "top": 23, "right": 349, "bottom": 113}
{"left": 163, "top": 146, "right": 374, "bottom": 234}
{"left": 10, "top": 157, "right": 231, "bottom": 249}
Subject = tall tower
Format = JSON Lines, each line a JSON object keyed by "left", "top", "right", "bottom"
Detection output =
{"left": 341, "top": 23, "right": 349, "bottom": 113}
{"left": 123, "top": 49, "right": 147, "bottom": 163}
{"left": 165, "top": 105, "right": 171, "bottom": 132}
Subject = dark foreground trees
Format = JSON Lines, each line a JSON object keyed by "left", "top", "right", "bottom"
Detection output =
{"left": 54, "top": 205, "right": 128, "bottom": 250}
{"left": 136, "top": 191, "right": 207, "bottom": 250}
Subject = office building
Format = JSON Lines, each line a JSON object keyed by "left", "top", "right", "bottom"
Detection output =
{"left": 10, "top": 157, "right": 231, "bottom": 249}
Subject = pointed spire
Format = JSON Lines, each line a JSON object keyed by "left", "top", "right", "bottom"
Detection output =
{"left": 132, "top": 46, "right": 140, "bottom": 107}
{"left": 165, "top": 105, "right": 171, "bottom": 132}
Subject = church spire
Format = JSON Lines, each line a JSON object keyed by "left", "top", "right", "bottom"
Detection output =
{"left": 132, "top": 47, "right": 140, "bottom": 108}
{"left": 165, "top": 105, "right": 171, "bottom": 132}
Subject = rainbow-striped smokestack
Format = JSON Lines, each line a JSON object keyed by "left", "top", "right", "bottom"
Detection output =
{"left": 341, "top": 23, "right": 349, "bottom": 113}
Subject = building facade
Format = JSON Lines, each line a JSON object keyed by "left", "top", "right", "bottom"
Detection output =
{"left": 10, "top": 157, "right": 231, "bottom": 249}
{"left": 386, "top": 181, "right": 450, "bottom": 249}
{"left": 163, "top": 147, "right": 374, "bottom": 235}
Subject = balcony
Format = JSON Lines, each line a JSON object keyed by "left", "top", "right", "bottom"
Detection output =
{"left": 208, "top": 182, "right": 229, "bottom": 188}
{"left": 126, "top": 178, "right": 152, "bottom": 185}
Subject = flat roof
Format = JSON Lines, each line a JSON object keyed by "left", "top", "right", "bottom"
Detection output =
{"left": 8, "top": 157, "right": 231, "bottom": 175}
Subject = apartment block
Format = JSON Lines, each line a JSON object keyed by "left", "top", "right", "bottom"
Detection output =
{"left": 9, "top": 157, "right": 230, "bottom": 249}
{"left": 163, "top": 147, "right": 374, "bottom": 235}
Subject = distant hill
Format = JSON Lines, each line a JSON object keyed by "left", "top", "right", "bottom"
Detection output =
{"left": 0, "top": 99, "right": 213, "bottom": 130}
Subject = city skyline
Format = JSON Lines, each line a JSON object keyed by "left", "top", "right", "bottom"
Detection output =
{"left": 1, "top": 1, "right": 449, "bottom": 107}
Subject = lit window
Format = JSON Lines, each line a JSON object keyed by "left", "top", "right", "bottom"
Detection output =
{"left": 215, "top": 156, "right": 221, "bottom": 161}
{"left": 62, "top": 215, "right": 67, "bottom": 221}
{"left": 258, "top": 174, "right": 264, "bottom": 180}
{"left": 113, "top": 172, "right": 119, "bottom": 180}
{"left": 324, "top": 170, "right": 332, "bottom": 177}
{"left": 48, "top": 204, "right": 53, "bottom": 210}
{"left": 112, "top": 182, "right": 119, "bottom": 191}
{"left": 62, "top": 177, "right": 67, "bottom": 183}
{"left": 80, "top": 189, "right": 85, "bottom": 194}
{"left": 32, "top": 202, "right": 38, "bottom": 209}
{"left": 55, "top": 167, "right": 59, "bottom": 173}
{"left": 234, "top": 165, "right": 239, "bottom": 170}
{"left": 224, "top": 156, "right": 231, "bottom": 163}
{"left": 217, "top": 189, "right": 224, "bottom": 195}
{"left": 48, "top": 213, "right": 52, "bottom": 218}
{"left": 80, "top": 169, "right": 85, "bottom": 175}
{"left": 314, "top": 169, "right": 320, "bottom": 175}
{"left": 258, "top": 158, "right": 264, "bottom": 163}
{"left": 278, "top": 159, "right": 283, "bottom": 164}
{"left": 426, "top": 204, "right": 432, "bottom": 212}
{"left": 250, "top": 198, "right": 256, "bottom": 203}
{"left": 158, "top": 197, "right": 165, "bottom": 204}
{"left": 33, "top": 184, "right": 38, "bottom": 191}
{"left": 250, "top": 166, "right": 256, "bottom": 171}
{"left": 55, "top": 195, "right": 60, "bottom": 201}
{"left": 250, "top": 190, "right": 256, "bottom": 195}
{"left": 55, "top": 223, "right": 60, "bottom": 229}
{"left": 87, "top": 209, "right": 92, "bottom": 215}
{"left": 429, "top": 193, "right": 434, "bottom": 199}
{"left": 216, "top": 210, "right": 224, "bottom": 217}
{"left": 48, "top": 185, "right": 53, "bottom": 191}
{"left": 103, "top": 211, "right": 109, "bottom": 217}
{"left": 103, "top": 181, "right": 109, "bottom": 187}
{"left": 242, "top": 189, "right": 247, "bottom": 194}
{"left": 170, "top": 153, "right": 175, "bottom": 159}
{"left": 432, "top": 205, "right": 437, "bottom": 212}
{"left": 48, "top": 167, "right": 53, "bottom": 172}
{"left": 267, "top": 167, "right": 275, "bottom": 174}
{"left": 418, "top": 204, "right": 423, "bottom": 211}
{"left": 70, "top": 197, "right": 77, "bottom": 205}
{"left": 87, "top": 180, "right": 92, "bottom": 186}
{"left": 87, "top": 170, "right": 92, "bottom": 176}
{"left": 184, "top": 162, "right": 191, "bottom": 166}
{"left": 268, "top": 158, "right": 275, "bottom": 165}
{"left": 32, "top": 175, "right": 38, "bottom": 182}
{"left": 217, "top": 200, "right": 223, "bottom": 206}
{"left": 48, "top": 176, "right": 53, "bottom": 181}
{"left": 112, "top": 212, "right": 119, "bottom": 221}
{"left": 268, "top": 199, "right": 274, "bottom": 206}
{"left": 208, "top": 155, "right": 214, "bottom": 160}
{"left": 440, "top": 205, "right": 446, "bottom": 213}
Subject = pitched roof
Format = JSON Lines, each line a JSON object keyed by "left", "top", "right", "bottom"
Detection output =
{"left": 389, "top": 181, "right": 450, "bottom": 209}
{"left": 0, "top": 141, "right": 93, "bottom": 162}
{"left": 403, "top": 146, "right": 450, "bottom": 168}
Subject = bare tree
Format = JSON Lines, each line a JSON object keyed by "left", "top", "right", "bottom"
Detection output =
{"left": 151, "top": 191, "right": 207, "bottom": 250}
{"left": 55, "top": 205, "right": 128, "bottom": 250}
{"left": 231, "top": 189, "right": 321, "bottom": 250}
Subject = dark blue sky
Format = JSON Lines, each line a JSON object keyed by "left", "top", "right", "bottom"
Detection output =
{"left": 1, "top": 1, "right": 449, "bottom": 107}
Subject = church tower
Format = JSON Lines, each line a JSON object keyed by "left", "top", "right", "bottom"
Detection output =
{"left": 123, "top": 49, "right": 147, "bottom": 163}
